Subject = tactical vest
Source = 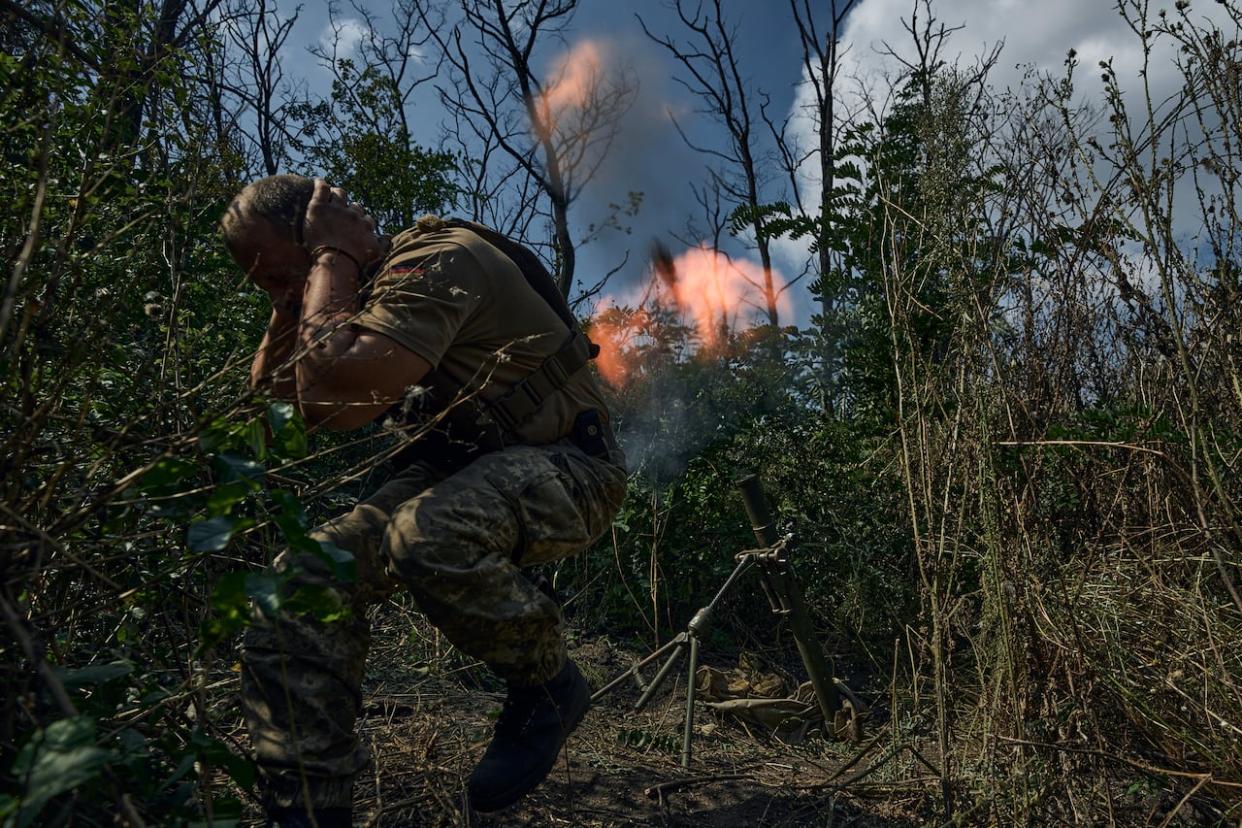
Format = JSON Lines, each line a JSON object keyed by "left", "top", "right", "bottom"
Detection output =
{"left": 388, "top": 219, "right": 607, "bottom": 472}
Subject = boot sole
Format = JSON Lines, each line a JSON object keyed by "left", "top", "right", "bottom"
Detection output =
{"left": 467, "top": 677, "right": 591, "bottom": 813}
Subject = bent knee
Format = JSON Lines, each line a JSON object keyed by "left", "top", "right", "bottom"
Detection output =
{"left": 381, "top": 491, "right": 518, "bottom": 580}
{"left": 269, "top": 536, "right": 393, "bottom": 607}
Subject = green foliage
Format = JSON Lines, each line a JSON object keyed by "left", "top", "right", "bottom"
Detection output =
{"left": 586, "top": 410, "right": 913, "bottom": 649}
{"left": 292, "top": 61, "right": 459, "bottom": 229}
{"left": 7, "top": 718, "right": 114, "bottom": 827}
{"left": 3, "top": 692, "right": 255, "bottom": 825}
{"left": 0, "top": 10, "right": 367, "bottom": 812}
{"left": 617, "top": 726, "right": 680, "bottom": 754}
{"left": 575, "top": 320, "right": 912, "bottom": 650}
{"left": 747, "top": 72, "right": 1010, "bottom": 425}
{"left": 167, "top": 402, "right": 357, "bottom": 650}
{"left": 6, "top": 3, "right": 1242, "bottom": 824}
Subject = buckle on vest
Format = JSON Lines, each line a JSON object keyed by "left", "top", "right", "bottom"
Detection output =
{"left": 544, "top": 353, "right": 570, "bottom": 387}
{"left": 480, "top": 334, "right": 586, "bottom": 437}
{"left": 488, "top": 400, "right": 520, "bottom": 433}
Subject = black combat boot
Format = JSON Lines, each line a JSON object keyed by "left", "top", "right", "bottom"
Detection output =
{"left": 264, "top": 805, "right": 352, "bottom": 827}
{"left": 467, "top": 659, "right": 591, "bottom": 812}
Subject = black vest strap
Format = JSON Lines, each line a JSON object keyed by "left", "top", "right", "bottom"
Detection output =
{"left": 482, "top": 330, "right": 593, "bottom": 433}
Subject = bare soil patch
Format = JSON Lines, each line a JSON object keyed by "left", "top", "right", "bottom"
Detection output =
{"left": 336, "top": 629, "right": 931, "bottom": 827}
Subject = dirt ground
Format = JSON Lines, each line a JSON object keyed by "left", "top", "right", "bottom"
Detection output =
{"left": 227, "top": 613, "right": 1232, "bottom": 826}
{"left": 339, "top": 631, "right": 937, "bottom": 827}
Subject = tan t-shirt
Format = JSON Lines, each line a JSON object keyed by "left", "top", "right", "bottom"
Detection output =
{"left": 354, "top": 221, "right": 611, "bottom": 445}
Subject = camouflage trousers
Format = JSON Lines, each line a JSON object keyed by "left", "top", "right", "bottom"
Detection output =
{"left": 240, "top": 441, "right": 627, "bottom": 810}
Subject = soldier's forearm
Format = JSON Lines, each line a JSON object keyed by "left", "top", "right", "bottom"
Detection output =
{"left": 250, "top": 303, "right": 300, "bottom": 399}
{"left": 295, "top": 252, "right": 363, "bottom": 411}
{"left": 298, "top": 252, "right": 361, "bottom": 357}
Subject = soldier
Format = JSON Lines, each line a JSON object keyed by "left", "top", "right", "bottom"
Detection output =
{"left": 219, "top": 174, "right": 627, "bottom": 826}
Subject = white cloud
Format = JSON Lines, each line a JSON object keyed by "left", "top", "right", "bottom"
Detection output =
{"left": 320, "top": 17, "right": 367, "bottom": 60}
{"left": 775, "top": 0, "right": 1237, "bottom": 279}
{"left": 831, "top": 0, "right": 1149, "bottom": 101}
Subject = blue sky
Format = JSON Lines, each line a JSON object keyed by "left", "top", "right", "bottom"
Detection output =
{"left": 259, "top": 0, "right": 1235, "bottom": 326}
{"left": 264, "top": 1, "right": 818, "bottom": 320}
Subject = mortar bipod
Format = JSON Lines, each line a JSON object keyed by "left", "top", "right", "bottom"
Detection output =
{"left": 590, "top": 475, "right": 858, "bottom": 768}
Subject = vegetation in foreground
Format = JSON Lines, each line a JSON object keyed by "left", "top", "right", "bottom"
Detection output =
{"left": 2, "top": 0, "right": 1240, "bottom": 824}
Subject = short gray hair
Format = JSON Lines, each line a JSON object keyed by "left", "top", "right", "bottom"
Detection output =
{"left": 220, "top": 173, "right": 315, "bottom": 256}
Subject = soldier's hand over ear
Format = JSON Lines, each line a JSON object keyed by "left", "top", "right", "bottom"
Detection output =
{"left": 302, "top": 179, "right": 386, "bottom": 270}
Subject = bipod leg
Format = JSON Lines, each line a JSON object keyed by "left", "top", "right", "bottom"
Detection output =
{"left": 591, "top": 635, "right": 683, "bottom": 703}
{"left": 633, "top": 634, "right": 687, "bottom": 711}
{"left": 681, "top": 633, "right": 701, "bottom": 768}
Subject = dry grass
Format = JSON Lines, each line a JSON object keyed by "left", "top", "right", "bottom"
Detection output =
{"left": 206, "top": 605, "right": 1233, "bottom": 827}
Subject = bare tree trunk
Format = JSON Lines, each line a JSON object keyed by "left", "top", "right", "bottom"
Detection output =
{"left": 642, "top": 0, "right": 782, "bottom": 326}
{"left": 97, "top": 0, "right": 223, "bottom": 158}
{"left": 226, "top": 0, "right": 300, "bottom": 176}
{"left": 741, "top": 150, "right": 778, "bottom": 326}
{"left": 493, "top": 1, "right": 576, "bottom": 296}
{"left": 772, "top": 0, "right": 858, "bottom": 410}
{"left": 419, "top": 0, "right": 634, "bottom": 299}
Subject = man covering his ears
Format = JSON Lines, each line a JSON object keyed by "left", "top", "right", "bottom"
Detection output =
{"left": 220, "top": 174, "right": 626, "bottom": 826}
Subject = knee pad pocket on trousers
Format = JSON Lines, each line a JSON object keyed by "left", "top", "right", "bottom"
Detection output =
{"left": 381, "top": 488, "right": 519, "bottom": 584}
{"left": 490, "top": 466, "right": 591, "bottom": 567}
